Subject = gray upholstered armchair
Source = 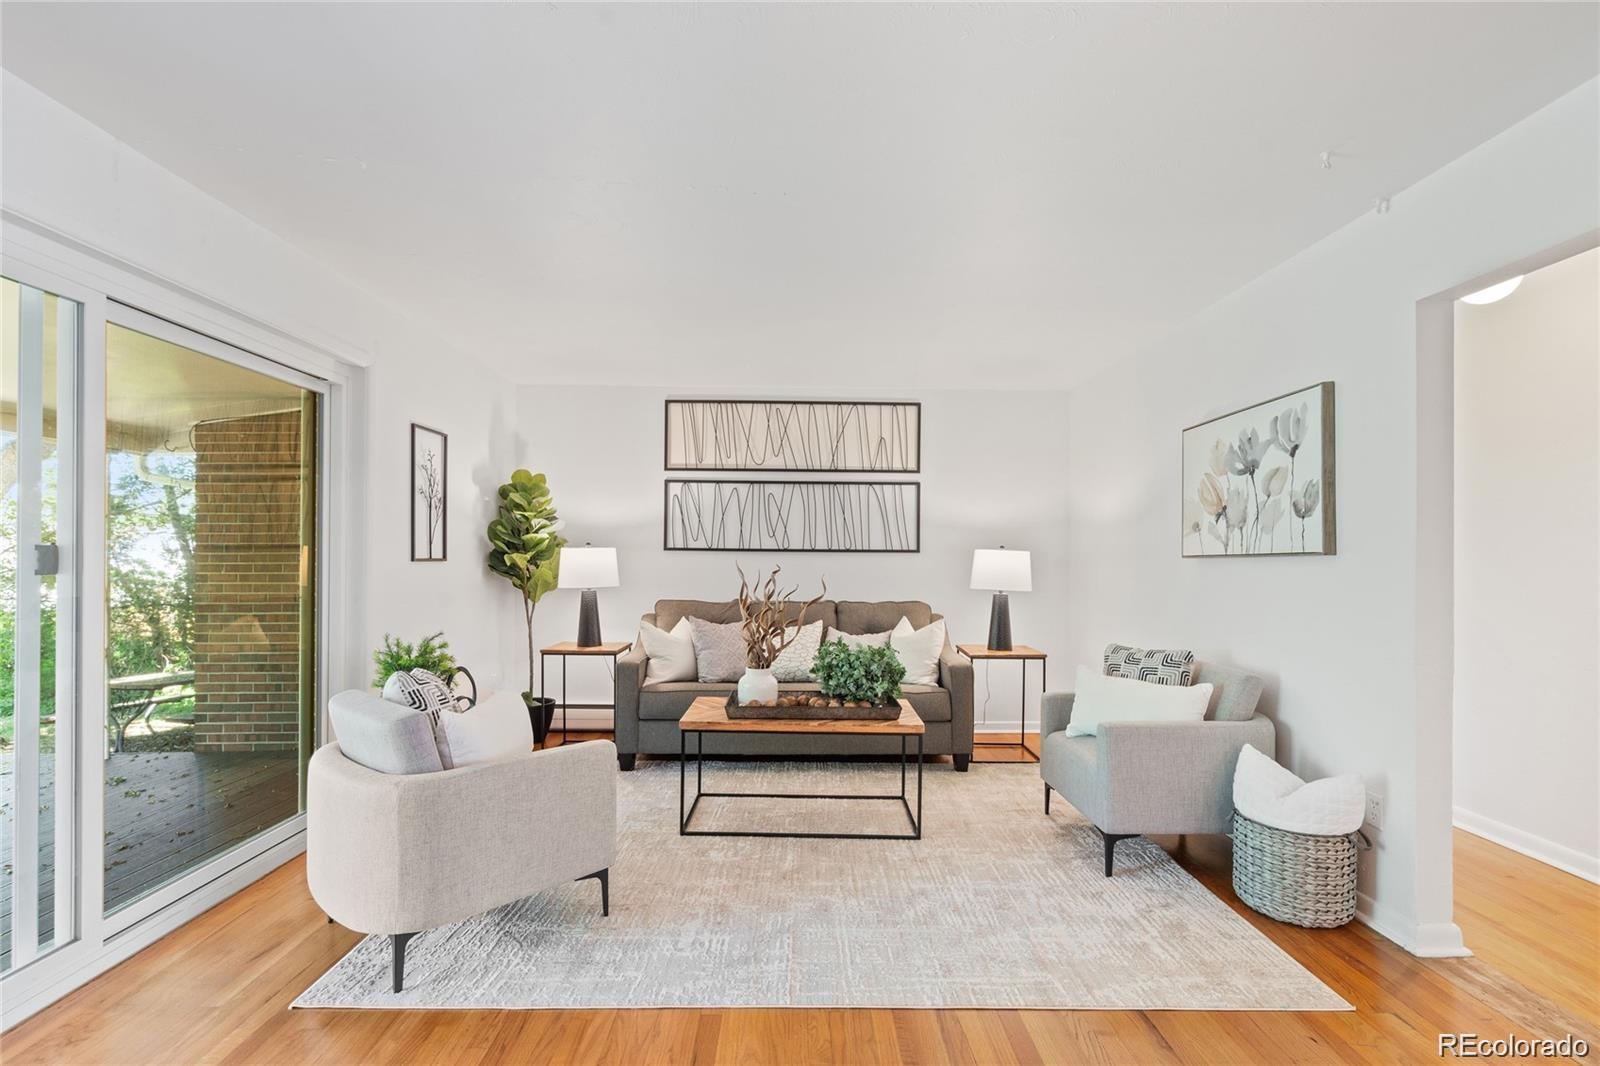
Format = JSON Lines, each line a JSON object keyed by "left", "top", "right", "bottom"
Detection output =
{"left": 1039, "top": 661, "right": 1274, "bottom": 876}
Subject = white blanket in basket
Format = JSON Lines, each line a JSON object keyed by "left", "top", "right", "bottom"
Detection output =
{"left": 1233, "top": 744, "right": 1366, "bottom": 836}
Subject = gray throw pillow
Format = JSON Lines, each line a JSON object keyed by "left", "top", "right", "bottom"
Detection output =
{"left": 689, "top": 617, "right": 747, "bottom": 682}
{"left": 1103, "top": 643, "right": 1195, "bottom": 686}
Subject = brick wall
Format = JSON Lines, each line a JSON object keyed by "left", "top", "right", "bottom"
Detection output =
{"left": 191, "top": 410, "right": 305, "bottom": 753}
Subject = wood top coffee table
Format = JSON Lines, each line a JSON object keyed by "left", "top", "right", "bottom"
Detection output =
{"left": 677, "top": 695, "right": 925, "bottom": 841}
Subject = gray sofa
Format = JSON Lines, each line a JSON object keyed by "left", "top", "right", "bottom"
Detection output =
{"left": 1039, "top": 660, "right": 1275, "bottom": 876}
{"left": 615, "top": 599, "right": 975, "bottom": 771}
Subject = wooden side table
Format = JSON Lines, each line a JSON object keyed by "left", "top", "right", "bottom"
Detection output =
{"left": 957, "top": 644, "right": 1047, "bottom": 763}
{"left": 538, "top": 641, "right": 632, "bottom": 747}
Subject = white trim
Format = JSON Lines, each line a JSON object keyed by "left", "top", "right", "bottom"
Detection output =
{"left": 0, "top": 831, "right": 306, "bottom": 1030}
{"left": 0, "top": 222, "right": 364, "bottom": 1029}
{"left": 1354, "top": 891, "right": 1472, "bottom": 958}
{"left": 1454, "top": 807, "right": 1600, "bottom": 884}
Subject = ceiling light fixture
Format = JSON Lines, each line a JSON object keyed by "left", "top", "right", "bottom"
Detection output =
{"left": 1460, "top": 276, "right": 1523, "bottom": 305}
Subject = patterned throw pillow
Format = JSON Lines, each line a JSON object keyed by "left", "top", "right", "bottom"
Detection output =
{"left": 1103, "top": 643, "right": 1195, "bottom": 686}
{"left": 381, "top": 668, "right": 459, "bottom": 768}
{"left": 689, "top": 617, "right": 748, "bottom": 683}
{"left": 771, "top": 620, "right": 825, "bottom": 682}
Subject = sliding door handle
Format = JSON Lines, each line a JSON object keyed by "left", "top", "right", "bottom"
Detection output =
{"left": 33, "top": 542, "right": 60, "bottom": 576}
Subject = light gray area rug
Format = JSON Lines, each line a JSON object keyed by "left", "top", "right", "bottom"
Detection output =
{"left": 294, "top": 760, "right": 1349, "bottom": 1011}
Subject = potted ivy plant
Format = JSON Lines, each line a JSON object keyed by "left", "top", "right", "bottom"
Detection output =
{"left": 486, "top": 469, "right": 565, "bottom": 741}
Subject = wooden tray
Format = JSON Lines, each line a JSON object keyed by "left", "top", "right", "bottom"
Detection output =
{"left": 724, "top": 692, "right": 902, "bottom": 720}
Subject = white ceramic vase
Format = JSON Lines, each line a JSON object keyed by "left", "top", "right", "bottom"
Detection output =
{"left": 737, "top": 666, "right": 779, "bottom": 705}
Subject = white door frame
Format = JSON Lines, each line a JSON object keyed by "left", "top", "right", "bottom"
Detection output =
{"left": 1410, "top": 227, "right": 1600, "bottom": 957}
{"left": 0, "top": 216, "right": 364, "bottom": 1029}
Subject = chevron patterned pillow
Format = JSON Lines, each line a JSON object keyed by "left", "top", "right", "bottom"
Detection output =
{"left": 1103, "top": 643, "right": 1195, "bottom": 686}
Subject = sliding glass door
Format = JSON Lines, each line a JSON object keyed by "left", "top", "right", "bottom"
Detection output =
{"left": 101, "top": 310, "right": 319, "bottom": 923}
{"left": 1, "top": 277, "right": 80, "bottom": 974}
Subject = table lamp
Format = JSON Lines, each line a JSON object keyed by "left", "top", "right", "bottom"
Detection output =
{"left": 558, "top": 544, "right": 619, "bottom": 647}
{"left": 970, "top": 547, "right": 1031, "bottom": 652}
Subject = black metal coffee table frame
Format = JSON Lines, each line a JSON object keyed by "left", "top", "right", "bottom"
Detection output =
{"left": 677, "top": 728, "right": 923, "bottom": 841}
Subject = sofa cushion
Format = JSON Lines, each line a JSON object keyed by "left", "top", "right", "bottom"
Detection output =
{"left": 688, "top": 617, "right": 747, "bottom": 682}
{"left": 656, "top": 598, "right": 837, "bottom": 633}
{"left": 1192, "top": 661, "right": 1265, "bottom": 722}
{"left": 637, "top": 682, "right": 951, "bottom": 722}
{"left": 437, "top": 691, "right": 534, "bottom": 768}
{"left": 772, "top": 619, "right": 825, "bottom": 682}
{"left": 836, "top": 600, "right": 934, "bottom": 634}
{"left": 328, "top": 689, "right": 444, "bottom": 775}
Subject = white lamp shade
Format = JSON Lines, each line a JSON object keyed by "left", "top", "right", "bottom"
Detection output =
{"left": 970, "top": 548, "right": 1031, "bottom": 592}
{"left": 558, "top": 546, "right": 619, "bottom": 589}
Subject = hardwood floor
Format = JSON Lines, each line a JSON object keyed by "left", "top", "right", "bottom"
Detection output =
{"left": 4, "top": 736, "right": 1596, "bottom": 1065}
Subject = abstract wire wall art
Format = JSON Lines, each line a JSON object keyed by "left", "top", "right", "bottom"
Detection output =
{"left": 664, "top": 400, "right": 921, "bottom": 472}
{"left": 664, "top": 479, "right": 921, "bottom": 553}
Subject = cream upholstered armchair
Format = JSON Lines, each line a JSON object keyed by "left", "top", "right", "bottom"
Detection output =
{"left": 1039, "top": 661, "right": 1274, "bottom": 876}
{"left": 308, "top": 690, "right": 617, "bottom": 992}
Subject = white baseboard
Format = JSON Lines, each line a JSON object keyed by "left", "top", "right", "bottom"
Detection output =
{"left": 1354, "top": 891, "right": 1471, "bottom": 958}
{"left": 1453, "top": 806, "right": 1600, "bottom": 884}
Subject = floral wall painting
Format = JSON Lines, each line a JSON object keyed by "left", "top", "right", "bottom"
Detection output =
{"left": 410, "top": 423, "right": 448, "bottom": 561}
{"left": 1182, "top": 382, "right": 1335, "bottom": 557}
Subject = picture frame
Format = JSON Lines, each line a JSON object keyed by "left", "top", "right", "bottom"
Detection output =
{"left": 663, "top": 399, "right": 921, "bottom": 473}
{"left": 1181, "top": 382, "right": 1335, "bottom": 557}
{"left": 410, "top": 423, "right": 448, "bottom": 561}
{"left": 664, "top": 478, "right": 921, "bottom": 553}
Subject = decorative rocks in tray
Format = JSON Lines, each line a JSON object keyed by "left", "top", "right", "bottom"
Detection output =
{"left": 725, "top": 692, "right": 902, "bottom": 720}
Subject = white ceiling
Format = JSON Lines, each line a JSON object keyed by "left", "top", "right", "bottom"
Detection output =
{"left": 3, "top": 3, "right": 1596, "bottom": 389}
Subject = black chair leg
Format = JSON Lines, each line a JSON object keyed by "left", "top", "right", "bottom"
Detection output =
{"left": 1101, "top": 831, "right": 1136, "bottom": 877}
{"left": 577, "top": 868, "right": 610, "bottom": 916}
{"left": 392, "top": 931, "right": 417, "bottom": 993}
{"left": 1044, "top": 784, "right": 1051, "bottom": 814}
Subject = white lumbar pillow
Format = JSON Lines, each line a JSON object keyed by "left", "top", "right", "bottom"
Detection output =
{"left": 891, "top": 617, "right": 946, "bottom": 685}
{"left": 834, "top": 628, "right": 893, "bottom": 650}
{"left": 437, "top": 691, "right": 533, "bottom": 768}
{"left": 1065, "top": 665, "right": 1213, "bottom": 737}
{"left": 1232, "top": 744, "right": 1367, "bottom": 836}
{"left": 639, "top": 617, "right": 697, "bottom": 684}
{"left": 772, "top": 619, "right": 825, "bottom": 682}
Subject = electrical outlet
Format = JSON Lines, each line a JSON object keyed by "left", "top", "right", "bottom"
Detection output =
{"left": 1364, "top": 793, "right": 1384, "bottom": 829}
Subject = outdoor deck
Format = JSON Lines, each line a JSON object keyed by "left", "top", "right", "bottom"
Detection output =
{"left": 0, "top": 750, "right": 299, "bottom": 971}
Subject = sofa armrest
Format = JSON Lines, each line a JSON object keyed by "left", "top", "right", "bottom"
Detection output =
{"left": 1094, "top": 715, "right": 1275, "bottom": 835}
{"left": 938, "top": 646, "right": 974, "bottom": 755}
{"left": 614, "top": 637, "right": 648, "bottom": 755}
{"left": 308, "top": 740, "right": 617, "bottom": 934}
{"left": 1041, "top": 692, "right": 1076, "bottom": 739}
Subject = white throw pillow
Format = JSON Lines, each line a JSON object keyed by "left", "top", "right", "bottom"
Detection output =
{"left": 834, "top": 628, "right": 893, "bottom": 650}
{"left": 1233, "top": 744, "right": 1367, "bottom": 836}
{"left": 1065, "top": 665, "right": 1213, "bottom": 737}
{"left": 890, "top": 617, "right": 945, "bottom": 685}
{"left": 437, "top": 691, "right": 533, "bottom": 768}
{"left": 640, "top": 617, "right": 697, "bottom": 684}
{"left": 772, "top": 619, "right": 825, "bottom": 682}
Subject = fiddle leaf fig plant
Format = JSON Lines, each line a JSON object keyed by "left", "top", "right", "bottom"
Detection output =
{"left": 486, "top": 469, "right": 565, "bottom": 699}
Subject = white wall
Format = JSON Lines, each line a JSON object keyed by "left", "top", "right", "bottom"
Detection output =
{"left": 1453, "top": 248, "right": 1600, "bottom": 881}
{"left": 1056, "top": 80, "right": 1599, "bottom": 952}
{"left": 518, "top": 385, "right": 1069, "bottom": 729}
{"left": 1, "top": 72, "right": 525, "bottom": 700}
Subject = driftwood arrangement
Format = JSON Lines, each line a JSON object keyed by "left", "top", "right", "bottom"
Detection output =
{"left": 735, "top": 565, "right": 826, "bottom": 669}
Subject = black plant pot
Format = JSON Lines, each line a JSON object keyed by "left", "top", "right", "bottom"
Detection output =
{"left": 523, "top": 694, "right": 557, "bottom": 745}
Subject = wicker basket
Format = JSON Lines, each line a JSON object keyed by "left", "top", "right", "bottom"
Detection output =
{"left": 1231, "top": 811, "right": 1368, "bottom": 928}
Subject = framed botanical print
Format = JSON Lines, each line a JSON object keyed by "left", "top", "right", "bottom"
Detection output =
{"left": 1182, "top": 383, "right": 1335, "bottom": 557}
{"left": 410, "top": 423, "right": 447, "bottom": 561}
